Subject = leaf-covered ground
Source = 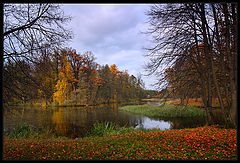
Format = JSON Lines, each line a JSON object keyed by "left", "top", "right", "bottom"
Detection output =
{"left": 3, "top": 126, "right": 236, "bottom": 160}
{"left": 167, "top": 98, "right": 228, "bottom": 107}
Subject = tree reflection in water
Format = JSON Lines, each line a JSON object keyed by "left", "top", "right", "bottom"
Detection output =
{"left": 4, "top": 104, "right": 206, "bottom": 138}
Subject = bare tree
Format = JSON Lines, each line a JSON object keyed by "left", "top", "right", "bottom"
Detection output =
{"left": 3, "top": 3, "right": 73, "bottom": 105}
{"left": 3, "top": 3, "right": 72, "bottom": 62}
{"left": 144, "top": 3, "right": 237, "bottom": 127}
{"left": 144, "top": 4, "right": 197, "bottom": 89}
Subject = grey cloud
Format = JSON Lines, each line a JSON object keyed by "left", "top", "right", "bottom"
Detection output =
{"left": 63, "top": 4, "right": 147, "bottom": 46}
{"left": 62, "top": 4, "right": 155, "bottom": 89}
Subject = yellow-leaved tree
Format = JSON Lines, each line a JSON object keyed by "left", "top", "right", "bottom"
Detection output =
{"left": 53, "top": 56, "right": 74, "bottom": 105}
{"left": 110, "top": 64, "right": 119, "bottom": 75}
{"left": 110, "top": 64, "right": 119, "bottom": 101}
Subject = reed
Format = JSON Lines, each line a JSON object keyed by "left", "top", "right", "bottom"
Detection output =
{"left": 86, "top": 122, "right": 134, "bottom": 137}
{"left": 5, "top": 122, "right": 59, "bottom": 139}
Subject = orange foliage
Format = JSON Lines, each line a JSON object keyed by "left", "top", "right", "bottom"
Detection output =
{"left": 72, "top": 78, "right": 80, "bottom": 83}
{"left": 190, "top": 43, "right": 205, "bottom": 57}
{"left": 168, "top": 98, "right": 203, "bottom": 107}
{"left": 53, "top": 56, "right": 74, "bottom": 105}
{"left": 95, "top": 77, "right": 103, "bottom": 86}
{"left": 110, "top": 64, "right": 119, "bottom": 74}
{"left": 168, "top": 98, "right": 228, "bottom": 107}
{"left": 80, "top": 66, "right": 89, "bottom": 71}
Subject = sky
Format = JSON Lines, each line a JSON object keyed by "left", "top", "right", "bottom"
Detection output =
{"left": 62, "top": 4, "right": 158, "bottom": 90}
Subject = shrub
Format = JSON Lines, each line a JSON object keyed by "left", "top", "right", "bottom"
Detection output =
{"left": 87, "top": 122, "right": 117, "bottom": 137}
{"left": 8, "top": 123, "right": 33, "bottom": 139}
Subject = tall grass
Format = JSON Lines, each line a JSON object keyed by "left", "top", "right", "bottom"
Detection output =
{"left": 5, "top": 122, "right": 60, "bottom": 139}
{"left": 5, "top": 122, "right": 159, "bottom": 140}
{"left": 86, "top": 122, "right": 135, "bottom": 137}
{"left": 88, "top": 122, "right": 117, "bottom": 137}
{"left": 7, "top": 123, "right": 33, "bottom": 139}
{"left": 119, "top": 104, "right": 206, "bottom": 118}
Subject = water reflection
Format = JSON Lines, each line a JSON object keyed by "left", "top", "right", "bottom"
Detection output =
{"left": 4, "top": 104, "right": 206, "bottom": 138}
{"left": 135, "top": 117, "right": 171, "bottom": 130}
{"left": 52, "top": 108, "right": 71, "bottom": 136}
{"left": 50, "top": 105, "right": 148, "bottom": 138}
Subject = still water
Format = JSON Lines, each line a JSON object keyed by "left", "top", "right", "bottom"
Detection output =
{"left": 3, "top": 103, "right": 206, "bottom": 138}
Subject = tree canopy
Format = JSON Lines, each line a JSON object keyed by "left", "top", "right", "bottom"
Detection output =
{"left": 144, "top": 3, "right": 237, "bottom": 127}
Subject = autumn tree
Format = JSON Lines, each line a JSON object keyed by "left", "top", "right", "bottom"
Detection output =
{"left": 3, "top": 59, "right": 38, "bottom": 103}
{"left": 55, "top": 48, "right": 85, "bottom": 103}
{"left": 78, "top": 51, "right": 100, "bottom": 105}
{"left": 97, "top": 64, "right": 114, "bottom": 103}
{"left": 215, "top": 3, "right": 237, "bottom": 126}
{"left": 110, "top": 64, "right": 120, "bottom": 101}
{"left": 117, "top": 71, "right": 131, "bottom": 100}
{"left": 64, "top": 48, "right": 83, "bottom": 90}
{"left": 144, "top": 3, "right": 237, "bottom": 126}
{"left": 164, "top": 48, "right": 204, "bottom": 105}
{"left": 3, "top": 4, "right": 72, "bottom": 105}
{"left": 53, "top": 56, "right": 74, "bottom": 105}
{"left": 32, "top": 49, "right": 58, "bottom": 106}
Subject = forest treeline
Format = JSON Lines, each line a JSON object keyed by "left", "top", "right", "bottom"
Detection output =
{"left": 145, "top": 3, "right": 237, "bottom": 127}
{"left": 3, "top": 4, "right": 159, "bottom": 106}
{"left": 3, "top": 48, "right": 158, "bottom": 106}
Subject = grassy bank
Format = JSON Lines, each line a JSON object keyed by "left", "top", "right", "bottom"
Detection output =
{"left": 119, "top": 104, "right": 206, "bottom": 118}
{"left": 4, "top": 98, "right": 142, "bottom": 108}
{"left": 3, "top": 126, "right": 236, "bottom": 160}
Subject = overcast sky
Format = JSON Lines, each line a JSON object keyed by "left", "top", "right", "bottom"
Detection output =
{"left": 62, "top": 4, "right": 157, "bottom": 90}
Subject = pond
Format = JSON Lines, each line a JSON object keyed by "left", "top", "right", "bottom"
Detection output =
{"left": 3, "top": 102, "right": 206, "bottom": 138}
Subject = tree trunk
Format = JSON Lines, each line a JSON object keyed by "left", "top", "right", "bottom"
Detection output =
{"left": 223, "top": 4, "right": 237, "bottom": 127}
{"left": 195, "top": 97, "right": 198, "bottom": 102}
{"left": 199, "top": 3, "right": 218, "bottom": 123}
{"left": 210, "top": 51, "right": 225, "bottom": 112}
{"left": 212, "top": 4, "right": 231, "bottom": 107}
{"left": 213, "top": 97, "right": 215, "bottom": 107}
{"left": 205, "top": 6, "right": 224, "bottom": 112}
{"left": 180, "top": 97, "right": 184, "bottom": 105}
{"left": 230, "top": 4, "right": 237, "bottom": 127}
{"left": 230, "top": 85, "right": 237, "bottom": 127}
{"left": 205, "top": 107, "right": 213, "bottom": 125}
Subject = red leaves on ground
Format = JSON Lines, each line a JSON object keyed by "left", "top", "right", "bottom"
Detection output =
{"left": 3, "top": 126, "right": 236, "bottom": 160}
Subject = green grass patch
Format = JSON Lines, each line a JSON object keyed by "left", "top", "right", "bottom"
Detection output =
{"left": 119, "top": 104, "right": 206, "bottom": 118}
